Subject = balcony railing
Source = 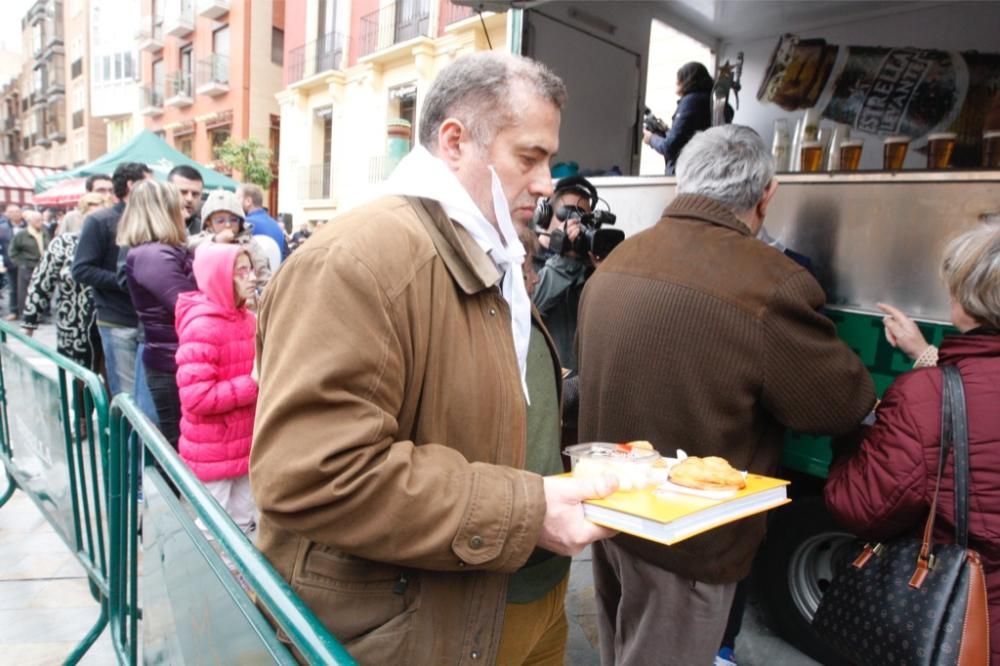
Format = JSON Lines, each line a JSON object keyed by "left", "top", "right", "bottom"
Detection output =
{"left": 287, "top": 32, "right": 344, "bottom": 85}
{"left": 136, "top": 18, "right": 164, "bottom": 52}
{"left": 196, "top": 54, "right": 229, "bottom": 96}
{"left": 164, "top": 0, "right": 195, "bottom": 38}
{"left": 165, "top": 72, "right": 193, "bottom": 107}
{"left": 359, "top": 1, "right": 431, "bottom": 58}
{"left": 139, "top": 86, "right": 164, "bottom": 116}
{"left": 301, "top": 163, "right": 332, "bottom": 199}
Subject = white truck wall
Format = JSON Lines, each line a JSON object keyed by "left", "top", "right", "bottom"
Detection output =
{"left": 718, "top": 2, "right": 1000, "bottom": 170}
{"left": 524, "top": 3, "right": 655, "bottom": 175}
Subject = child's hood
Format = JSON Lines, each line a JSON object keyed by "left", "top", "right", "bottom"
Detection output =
{"left": 193, "top": 243, "right": 242, "bottom": 311}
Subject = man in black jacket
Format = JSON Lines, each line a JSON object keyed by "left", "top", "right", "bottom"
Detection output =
{"left": 71, "top": 162, "right": 150, "bottom": 396}
{"left": 167, "top": 164, "right": 204, "bottom": 236}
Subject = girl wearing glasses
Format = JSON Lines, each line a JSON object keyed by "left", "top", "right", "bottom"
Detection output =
{"left": 174, "top": 243, "right": 259, "bottom": 536}
{"left": 189, "top": 189, "right": 272, "bottom": 306}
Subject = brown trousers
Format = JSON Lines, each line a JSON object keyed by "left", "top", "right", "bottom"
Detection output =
{"left": 495, "top": 574, "right": 569, "bottom": 666}
{"left": 593, "top": 539, "right": 737, "bottom": 665}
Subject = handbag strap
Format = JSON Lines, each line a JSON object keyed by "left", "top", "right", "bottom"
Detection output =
{"left": 941, "top": 364, "right": 970, "bottom": 547}
{"left": 915, "top": 364, "right": 970, "bottom": 583}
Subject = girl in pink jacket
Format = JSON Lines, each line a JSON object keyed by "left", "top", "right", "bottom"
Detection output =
{"left": 175, "top": 243, "right": 258, "bottom": 535}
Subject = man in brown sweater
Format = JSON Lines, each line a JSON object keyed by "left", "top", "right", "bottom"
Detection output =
{"left": 576, "top": 124, "right": 876, "bottom": 665}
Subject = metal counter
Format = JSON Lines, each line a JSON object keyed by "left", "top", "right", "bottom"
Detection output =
{"left": 590, "top": 171, "right": 1000, "bottom": 323}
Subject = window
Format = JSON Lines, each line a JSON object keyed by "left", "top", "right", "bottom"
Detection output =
{"left": 103, "top": 55, "right": 111, "bottom": 80}
{"left": 72, "top": 85, "right": 84, "bottom": 112}
{"left": 317, "top": 0, "right": 337, "bottom": 41}
{"left": 114, "top": 54, "right": 122, "bottom": 80}
{"left": 210, "top": 127, "right": 230, "bottom": 160}
{"left": 213, "top": 25, "right": 229, "bottom": 57}
{"left": 124, "top": 52, "right": 135, "bottom": 80}
{"left": 72, "top": 109, "right": 84, "bottom": 129}
{"left": 178, "top": 136, "right": 193, "bottom": 157}
{"left": 271, "top": 28, "right": 284, "bottom": 65}
{"left": 71, "top": 58, "right": 82, "bottom": 79}
{"left": 152, "top": 58, "right": 165, "bottom": 97}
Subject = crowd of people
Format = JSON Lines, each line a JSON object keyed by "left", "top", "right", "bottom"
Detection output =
{"left": 0, "top": 164, "right": 291, "bottom": 537}
{"left": 2, "top": 49, "right": 999, "bottom": 666}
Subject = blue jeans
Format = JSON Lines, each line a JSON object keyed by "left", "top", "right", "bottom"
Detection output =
{"left": 134, "top": 343, "right": 159, "bottom": 427}
{"left": 98, "top": 325, "right": 137, "bottom": 397}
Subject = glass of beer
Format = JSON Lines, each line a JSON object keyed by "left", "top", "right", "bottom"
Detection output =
{"left": 926, "top": 132, "right": 957, "bottom": 169}
{"left": 883, "top": 136, "right": 910, "bottom": 170}
{"left": 839, "top": 139, "right": 864, "bottom": 171}
{"left": 984, "top": 130, "right": 1000, "bottom": 168}
{"left": 800, "top": 140, "right": 824, "bottom": 173}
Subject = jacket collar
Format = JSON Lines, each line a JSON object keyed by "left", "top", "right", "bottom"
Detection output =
{"left": 409, "top": 196, "right": 502, "bottom": 295}
{"left": 663, "top": 193, "right": 752, "bottom": 236}
{"left": 940, "top": 331, "right": 1000, "bottom": 363}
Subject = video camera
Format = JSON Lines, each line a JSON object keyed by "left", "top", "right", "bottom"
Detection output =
{"left": 643, "top": 107, "right": 669, "bottom": 137}
{"left": 548, "top": 208, "right": 624, "bottom": 261}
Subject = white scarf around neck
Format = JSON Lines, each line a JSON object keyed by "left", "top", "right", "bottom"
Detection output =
{"left": 383, "top": 145, "right": 532, "bottom": 403}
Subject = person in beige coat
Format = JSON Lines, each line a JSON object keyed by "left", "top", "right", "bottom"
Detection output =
{"left": 251, "top": 52, "right": 618, "bottom": 665}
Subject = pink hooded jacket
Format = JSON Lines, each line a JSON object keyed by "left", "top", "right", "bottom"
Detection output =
{"left": 174, "top": 243, "right": 258, "bottom": 482}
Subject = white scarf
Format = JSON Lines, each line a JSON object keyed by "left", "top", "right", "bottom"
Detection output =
{"left": 383, "top": 145, "right": 532, "bottom": 402}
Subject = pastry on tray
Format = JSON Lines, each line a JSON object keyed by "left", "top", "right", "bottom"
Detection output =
{"left": 668, "top": 456, "right": 746, "bottom": 491}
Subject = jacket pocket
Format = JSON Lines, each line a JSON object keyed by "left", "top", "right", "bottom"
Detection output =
{"left": 290, "top": 542, "right": 421, "bottom": 653}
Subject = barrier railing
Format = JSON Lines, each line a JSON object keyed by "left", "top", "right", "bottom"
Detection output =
{"left": 109, "top": 394, "right": 355, "bottom": 665}
{"left": 0, "top": 321, "right": 111, "bottom": 664}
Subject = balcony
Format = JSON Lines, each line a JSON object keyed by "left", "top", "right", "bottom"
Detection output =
{"left": 164, "top": 1, "right": 195, "bottom": 38}
{"left": 139, "top": 86, "right": 164, "bottom": 116}
{"left": 301, "top": 163, "right": 332, "bottom": 199}
{"left": 41, "top": 22, "right": 64, "bottom": 57}
{"left": 197, "top": 0, "right": 229, "bottom": 20}
{"left": 136, "top": 19, "right": 164, "bottom": 52}
{"left": 359, "top": 1, "right": 431, "bottom": 58}
{"left": 165, "top": 72, "right": 193, "bottom": 108}
{"left": 196, "top": 54, "right": 229, "bottom": 96}
{"left": 287, "top": 32, "right": 344, "bottom": 85}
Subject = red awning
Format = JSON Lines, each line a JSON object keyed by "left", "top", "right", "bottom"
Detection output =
{"left": 32, "top": 177, "right": 87, "bottom": 207}
{"left": 0, "top": 162, "right": 63, "bottom": 207}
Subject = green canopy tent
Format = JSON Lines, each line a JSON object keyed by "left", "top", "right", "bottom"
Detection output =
{"left": 34, "top": 130, "right": 238, "bottom": 192}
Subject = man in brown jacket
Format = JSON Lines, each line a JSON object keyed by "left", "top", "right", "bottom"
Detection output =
{"left": 576, "top": 125, "right": 876, "bottom": 665}
{"left": 251, "top": 52, "right": 617, "bottom": 665}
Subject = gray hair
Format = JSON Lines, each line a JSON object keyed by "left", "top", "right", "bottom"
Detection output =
{"left": 418, "top": 51, "right": 567, "bottom": 149}
{"left": 942, "top": 222, "right": 1000, "bottom": 329}
{"left": 60, "top": 210, "right": 84, "bottom": 234}
{"left": 675, "top": 125, "right": 775, "bottom": 213}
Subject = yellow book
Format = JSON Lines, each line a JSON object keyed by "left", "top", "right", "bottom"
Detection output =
{"left": 582, "top": 473, "right": 791, "bottom": 546}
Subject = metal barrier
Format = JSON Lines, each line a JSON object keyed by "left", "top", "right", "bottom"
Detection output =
{"left": 109, "top": 393, "right": 355, "bottom": 665}
{"left": 0, "top": 321, "right": 111, "bottom": 664}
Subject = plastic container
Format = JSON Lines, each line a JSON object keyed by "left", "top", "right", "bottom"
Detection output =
{"left": 563, "top": 442, "right": 660, "bottom": 492}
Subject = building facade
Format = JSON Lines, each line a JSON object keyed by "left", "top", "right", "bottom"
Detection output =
{"left": 277, "top": 0, "right": 506, "bottom": 227}
{"left": 91, "top": 0, "right": 142, "bottom": 153}
{"left": 14, "top": 0, "right": 108, "bottom": 169}
{"left": 137, "top": 0, "right": 283, "bottom": 203}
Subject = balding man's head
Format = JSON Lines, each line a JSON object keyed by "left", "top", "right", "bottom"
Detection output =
{"left": 5, "top": 205, "right": 22, "bottom": 223}
{"left": 23, "top": 210, "right": 43, "bottom": 230}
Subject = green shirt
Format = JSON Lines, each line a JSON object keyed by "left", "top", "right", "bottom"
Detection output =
{"left": 507, "top": 322, "right": 571, "bottom": 604}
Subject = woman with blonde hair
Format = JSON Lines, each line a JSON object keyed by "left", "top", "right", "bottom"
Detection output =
{"left": 21, "top": 195, "right": 103, "bottom": 369}
{"left": 118, "top": 179, "right": 196, "bottom": 448}
{"left": 825, "top": 222, "right": 1000, "bottom": 663}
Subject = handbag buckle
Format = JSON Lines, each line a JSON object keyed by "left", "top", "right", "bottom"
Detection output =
{"left": 852, "top": 543, "right": 883, "bottom": 568}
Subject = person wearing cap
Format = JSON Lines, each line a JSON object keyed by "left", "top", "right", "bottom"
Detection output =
{"left": 190, "top": 189, "right": 272, "bottom": 303}
{"left": 532, "top": 175, "right": 599, "bottom": 372}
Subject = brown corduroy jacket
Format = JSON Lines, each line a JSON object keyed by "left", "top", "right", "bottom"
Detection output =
{"left": 577, "top": 193, "right": 876, "bottom": 583}
{"left": 251, "top": 196, "right": 556, "bottom": 664}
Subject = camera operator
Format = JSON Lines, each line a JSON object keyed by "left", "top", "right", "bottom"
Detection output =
{"left": 532, "top": 175, "right": 606, "bottom": 372}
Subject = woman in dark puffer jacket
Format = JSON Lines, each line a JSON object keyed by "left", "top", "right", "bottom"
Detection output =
{"left": 825, "top": 222, "right": 1000, "bottom": 663}
{"left": 118, "top": 180, "right": 196, "bottom": 447}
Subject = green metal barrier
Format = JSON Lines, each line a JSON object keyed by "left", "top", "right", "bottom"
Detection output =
{"left": 0, "top": 321, "right": 111, "bottom": 664}
{"left": 109, "top": 394, "right": 356, "bottom": 665}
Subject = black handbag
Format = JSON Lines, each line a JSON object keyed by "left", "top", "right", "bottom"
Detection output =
{"left": 812, "top": 364, "right": 990, "bottom": 666}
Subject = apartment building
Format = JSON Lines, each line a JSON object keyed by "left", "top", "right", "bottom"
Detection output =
{"left": 18, "top": 0, "right": 107, "bottom": 169}
{"left": 1, "top": 83, "right": 21, "bottom": 164}
{"left": 277, "top": 0, "right": 506, "bottom": 226}
{"left": 90, "top": 0, "right": 142, "bottom": 153}
{"left": 137, "top": 0, "right": 283, "bottom": 205}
